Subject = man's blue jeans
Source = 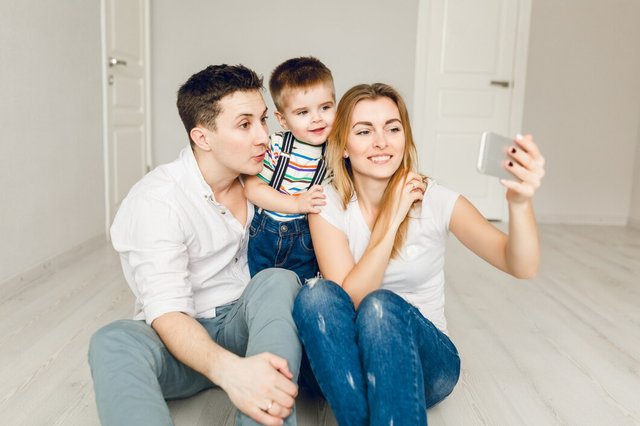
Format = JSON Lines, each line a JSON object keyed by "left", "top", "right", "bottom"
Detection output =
{"left": 88, "top": 268, "right": 302, "bottom": 426}
{"left": 248, "top": 209, "right": 319, "bottom": 283}
{"left": 293, "top": 279, "right": 460, "bottom": 426}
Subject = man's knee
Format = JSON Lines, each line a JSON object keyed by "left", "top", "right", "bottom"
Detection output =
{"left": 250, "top": 267, "right": 301, "bottom": 299}
{"left": 89, "top": 320, "right": 162, "bottom": 373}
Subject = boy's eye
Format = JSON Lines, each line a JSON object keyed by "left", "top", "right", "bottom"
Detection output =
{"left": 297, "top": 110, "right": 308, "bottom": 116}
{"left": 322, "top": 105, "right": 333, "bottom": 111}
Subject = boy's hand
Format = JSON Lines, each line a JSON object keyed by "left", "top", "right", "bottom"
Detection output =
{"left": 295, "top": 185, "right": 326, "bottom": 214}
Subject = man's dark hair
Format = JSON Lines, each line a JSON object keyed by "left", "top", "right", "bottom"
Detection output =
{"left": 269, "top": 57, "right": 334, "bottom": 111}
{"left": 177, "top": 64, "right": 263, "bottom": 146}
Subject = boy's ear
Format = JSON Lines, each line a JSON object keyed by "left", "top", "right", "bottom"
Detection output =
{"left": 189, "top": 126, "right": 213, "bottom": 152}
{"left": 274, "top": 111, "right": 289, "bottom": 131}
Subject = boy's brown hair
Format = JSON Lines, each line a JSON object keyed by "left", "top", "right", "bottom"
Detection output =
{"left": 269, "top": 57, "right": 334, "bottom": 111}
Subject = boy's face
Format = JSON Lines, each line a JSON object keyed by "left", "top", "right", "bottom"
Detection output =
{"left": 276, "top": 82, "right": 336, "bottom": 145}
{"left": 202, "top": 90, "right": 269, "bottom": 176}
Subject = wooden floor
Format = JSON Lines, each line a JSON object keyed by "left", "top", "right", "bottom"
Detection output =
{"left": 1, "top": 224, "right": 639, "bottom": 425}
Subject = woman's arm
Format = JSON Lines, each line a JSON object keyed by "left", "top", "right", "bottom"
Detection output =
{"left": 310, "top": 172, "right": 427, "bottom": 306}
{"left": 450, "top": 134, "right": 545, "bottom": 278}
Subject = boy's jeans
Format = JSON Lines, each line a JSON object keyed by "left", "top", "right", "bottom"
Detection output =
{"left": 293, "top": 279, "right": 460, "bottom": 426}
{"left": 248, "top": 208, "right": 319, "bottom": 283}
{"left": 88, "top": 268, "right": 302, "bottom": 426}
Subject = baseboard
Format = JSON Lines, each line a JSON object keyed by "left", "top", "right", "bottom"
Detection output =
{"left": 628, "top": 216, "right": 640, "bottom": 230}
{"left": 0, "top": 233, "right": 107, "bottom": 292}
{"left": 537, "top": 214, "right": 628, "bottom": 226}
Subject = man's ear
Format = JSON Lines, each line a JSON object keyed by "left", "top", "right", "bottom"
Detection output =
{"left": 190, "top": 126, "right": 212, "bottom": 152}
{"left": 274, "top": 111, "right": 288, "bottom": 131}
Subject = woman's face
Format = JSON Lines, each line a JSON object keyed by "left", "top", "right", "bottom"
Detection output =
{"left": 345, "top": 97, "right": 405, "bottom": 183}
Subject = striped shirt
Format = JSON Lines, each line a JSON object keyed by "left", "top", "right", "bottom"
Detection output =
{"left": 257, "top": 131, "right": 329, "bottom": 221}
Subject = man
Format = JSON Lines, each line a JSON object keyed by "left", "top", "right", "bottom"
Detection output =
{"left": 89, "top": 64, "right": 301, "bottom": 426}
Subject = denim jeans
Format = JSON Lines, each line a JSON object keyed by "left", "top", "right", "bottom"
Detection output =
{"left": 88, "top": 268, "right": 302, "bottom": 426}
{"left": 248, "top": 208, "right": 319, "bottom": 283}
{"left": 293, "top": 279, "right": 460, "bottom": 426}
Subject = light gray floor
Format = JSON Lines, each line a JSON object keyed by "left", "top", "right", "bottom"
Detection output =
{"left": 1, "top": 224, "right": 639, "bottom": 425}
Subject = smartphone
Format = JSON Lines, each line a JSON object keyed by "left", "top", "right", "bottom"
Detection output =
{"left": 477, "top": 132, "right": 514, "bottom": 180}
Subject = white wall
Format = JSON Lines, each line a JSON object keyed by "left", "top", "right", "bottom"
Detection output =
{"left": 150, "top": 0, "right": 419, "bottom": 165}
{"left": 522, "top": 0, "right": 640, "bottom": 224}
{"left": 629, "top": 116, "right": 640, "bottom": 228}
{"left": 0, "top": 1, "right": 105, "bottom": 282}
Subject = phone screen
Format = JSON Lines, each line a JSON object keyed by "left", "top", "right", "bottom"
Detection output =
{"left": 477, "top": 132, "right": 513, "bottom": 180}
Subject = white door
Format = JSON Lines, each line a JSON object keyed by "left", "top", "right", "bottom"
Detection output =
{"left": 414, "top": 0, "right": 531, "bottom": 220}
{"left": 101, "top": 0, "right": 150, "bottom": 231}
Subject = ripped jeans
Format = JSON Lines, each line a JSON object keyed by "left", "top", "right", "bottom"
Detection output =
{"left": 293, "top": 279, "right": 460, "bottom": 426}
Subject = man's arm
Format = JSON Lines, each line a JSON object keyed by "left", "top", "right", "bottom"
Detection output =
{"left": 152, "top": 312, "right": 297, "bottom": 425}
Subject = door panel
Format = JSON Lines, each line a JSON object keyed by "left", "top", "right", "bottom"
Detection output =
{"left": 104, "top": 0, "right": 148, "bottom": 227}
{"left": 421, "top": 0, "right": 521, "bottom": 220}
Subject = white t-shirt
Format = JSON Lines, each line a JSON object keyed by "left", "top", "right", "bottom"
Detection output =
{"left": 319, "top": 180, "right": 459, "bottom": 333}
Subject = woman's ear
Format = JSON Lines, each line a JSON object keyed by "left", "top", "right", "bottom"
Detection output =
{"left": 275, "top": 111, "right": 289, "bottom": 131}
{"left": 190, "top": 126, "right": 212, "bottom": 152}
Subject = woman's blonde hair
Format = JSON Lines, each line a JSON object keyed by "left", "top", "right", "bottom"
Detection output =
{"left": 327, "top": 83, "right": 418, "bottom": 258}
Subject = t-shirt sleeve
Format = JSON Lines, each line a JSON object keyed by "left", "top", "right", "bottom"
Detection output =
{"left": 256, "top": 133, "right": 282, "bottom": 185}
{"left": 317, "top": 184, "right": 347, "bottom": 232}
{"left": 424, "top": 181, "right": 460, "bottom": 234}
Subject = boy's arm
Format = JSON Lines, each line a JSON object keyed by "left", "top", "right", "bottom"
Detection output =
{"left": 244, "top": 175, "right": 326, "bottom": 214}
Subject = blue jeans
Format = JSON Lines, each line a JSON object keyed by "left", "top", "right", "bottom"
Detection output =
{"left": 88, "top": 268, "right": 302, "bottom": 426}
{"left": 293, "top": 280, "right": 460, "bottom": 426}
{"left": 248, "top": 209, "right": 319, "bottom": 283}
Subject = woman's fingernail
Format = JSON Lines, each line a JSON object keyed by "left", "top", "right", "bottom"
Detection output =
{"left": 511, "top": 147, "right": 516, "bottom": 154}
{"left": 508, "top": 161, "right": 514, "bottom": 167}
{"left": 516, "top": 133, "right": 523, "bottom": 140}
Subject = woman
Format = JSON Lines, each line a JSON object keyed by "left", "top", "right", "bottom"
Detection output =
{"left": 292, "top": 83, "right": 545, "bottom": 425}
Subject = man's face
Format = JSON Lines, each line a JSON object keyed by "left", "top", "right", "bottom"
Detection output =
{"left": 205, "top": 90, "right": 269, "bottom": 176}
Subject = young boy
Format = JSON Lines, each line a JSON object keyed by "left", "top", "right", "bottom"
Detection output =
{"left": 245, "top": 57, "right": 336, "bottom": 282}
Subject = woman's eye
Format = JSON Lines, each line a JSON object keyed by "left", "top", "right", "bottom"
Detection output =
{"left": 239, "top": 122, "right": 249, "bottom": 129}
{"left": 356, "top": 130, "right": 370, "bottom": 136}
{"left": 389, "top": 127, "right": 401, "bottom": 133}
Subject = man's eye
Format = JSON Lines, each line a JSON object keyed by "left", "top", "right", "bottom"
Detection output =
{"left": 261, "top": 116, "right": 268, "bottom": 124}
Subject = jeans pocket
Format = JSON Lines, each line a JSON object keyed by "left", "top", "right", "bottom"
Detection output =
{"left": 300, "top": 231, "right": 315, "bottom": 253}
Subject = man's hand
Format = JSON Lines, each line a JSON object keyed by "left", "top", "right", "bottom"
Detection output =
{"left": 218, "top": 352, "right": 298, "bottom": 425}
{"left": 295, "top": 185, "right": 326, "bottom": 214}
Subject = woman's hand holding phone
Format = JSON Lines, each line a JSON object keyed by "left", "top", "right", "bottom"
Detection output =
{"left": 500, "top": 134, "right": 546, "bottom": 204}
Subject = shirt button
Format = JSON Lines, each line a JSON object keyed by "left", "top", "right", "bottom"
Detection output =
{"left": 281, "top": 224, "right": 288, "bottom": 232}
{"left": 221, "top": 210, "right": 226, "bottom": 215}
{"left": 234, "top": 257, "right": 238, "bottom": 263}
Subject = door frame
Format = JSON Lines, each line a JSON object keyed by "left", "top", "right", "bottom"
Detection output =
{"left": 412, "top": 0, "right": 532, "bottom": 221}
{"left": 100, "top": 0, "right": 152, "bottom": 238}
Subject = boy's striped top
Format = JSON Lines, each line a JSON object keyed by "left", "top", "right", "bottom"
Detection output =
{"left": 257, "top": 131, "right": 330, "bottom": 221}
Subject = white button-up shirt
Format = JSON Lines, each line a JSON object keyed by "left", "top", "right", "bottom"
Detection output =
{"left": 110, "top": 147, "right": 253, "bottom": 325}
